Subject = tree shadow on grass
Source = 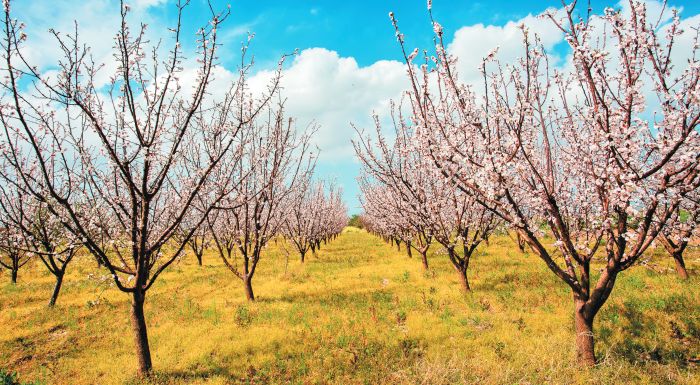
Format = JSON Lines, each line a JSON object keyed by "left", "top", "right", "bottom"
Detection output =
{"left": 598, "top": 297, "right": 699, "bottom": 368}
{"left": 126, "top": 367, "right": 240, "bottom": 385}
{"left": 475, "top": 270, "right": 561, "bottom": 293}
{"left": 255, "top": 282, "right": 390, "bottom": 307}
{"left": 2, "top": 305, "right": 111, "bottom": 369}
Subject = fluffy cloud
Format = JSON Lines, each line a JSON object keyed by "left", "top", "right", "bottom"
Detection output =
{"left": 447, "top": 11, "right": 565, "bottom": 86}
{"left": 240, "top": 48, "right": 408, "bottom": 210}
{"left": 7, "top": 0, "right": 697, "bottom": 212}
{"left": 132, "top": 0, "right": 167, "bottom": 9}
{"left": 265, "top": 48, "right": 408, "bottom": 161}
{"left": 179, "top": 48, "right": 407, "bottom": 164}
{"left": 14, "top": 0, "right": 165, "bottom": 88}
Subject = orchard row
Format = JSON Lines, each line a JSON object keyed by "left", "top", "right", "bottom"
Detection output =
{"left": 356, "top": 0, "right": 699, "bottom": 369}
{"left": 0, "top": 0, "right": 346, "bottom": 377}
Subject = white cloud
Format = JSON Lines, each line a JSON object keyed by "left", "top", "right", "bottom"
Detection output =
{"left": 14, "top": 0, "right": 166, "bottom": 88}
{"left": 446, "top": 11, "right": 565, "bottom": 87}
{"left": 619, "top": 0, "right": 675, "bottom": 23}
{"left": 132, "top": 0, "right": 167, "bottom": 9}
{"left": 248, "top": 48, "right": 409, "bottom": 162}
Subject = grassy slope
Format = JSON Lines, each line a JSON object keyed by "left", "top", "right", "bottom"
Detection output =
{"left": 0, "top": 227, "right": 698, "bottom": 385}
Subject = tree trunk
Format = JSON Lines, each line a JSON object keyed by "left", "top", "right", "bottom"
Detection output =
{"left": 300, "top": 250, "right": 306, "bottom": 263}
{"left": 130, "top": 292, "right": 153, "bottom": 377}
{"left": 406, "top": 242, "right": 413, "bottom": 258}
{"left": 196, "top": 253, "right": 203, "bottom": 266}
{"left": 11, "top": 268, "right": 17, "bottom": 284}
{"left": 244, "top": 276, "right": 255, "bottom": 301}
{"left": 672, "top": 251, "right": 689, "bottom": 280}
{"left": 457, "top": 267, "right": 470, "bottom": 293}
{"left": 574, "top": 300, "right": 596, "bottom": 366}
{"left": 516, "top": 233, "right": 526, "bottom": 253}
{"left": 48, "top": 272, "right": 64, "bottom": 307}
{"left": 420, "top": 251, "right": 429, "bottom": 270}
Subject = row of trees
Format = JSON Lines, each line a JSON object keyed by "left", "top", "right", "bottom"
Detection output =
{"left": 284, "top": 181, "right": 346, "bottom": 264}
{"left": 355, "top": 114, "right": 499, "bottom": 289}
{"left": 0, "top": 0, "right": 346, "bottom": 377}
{"left": 357, "top": 0, "right": 699, "bottom": 368}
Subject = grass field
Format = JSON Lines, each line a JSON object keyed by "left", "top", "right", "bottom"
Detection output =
{"left": 1, "top": 227, "right": 699, "bottom": 384}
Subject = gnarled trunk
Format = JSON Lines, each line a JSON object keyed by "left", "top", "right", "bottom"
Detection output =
{"left": 420, "top": 251, "right": 429, "bottom": 270}
{"left": 130, "top": 291, "right": 153, "bottom": 377}
{"left": 574, "top": 299, "right": 596, "bottom": 366}
{"left": 457, "top": 267, "right": 470, "bottom": 293}
{"left": 244, "top": 275, "right": 255, "bottom": 301}
{"left": 672, "top": 251, "right": 689, "bottom": 280}
{"left": 446, "top": 247, "right": 471, "bottom": 293}
{"left": 48, "top": 272, "right": 64, "bottom": 307}
{"left": 516, "top": 232, "right": 526, "bottom": 253}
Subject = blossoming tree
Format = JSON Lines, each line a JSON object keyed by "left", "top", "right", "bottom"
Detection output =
{"left": 0, "top": 213, "right": 28, "bottom": 284}
{"left": 658, "top": 191, "right": 699, "bottom": 279}
{"left": 356, "top": 109, "right": 442, "bottom": 269}
{"left": 0, "top": 166, "right": 82, "bottom": 306}
{"left": 390, "top": 0, "right": 700, "bottom": 365}
{"left": 0, "top": 0, "right": 286, "bottom": 376}
{"left": 355, "top": 106, "right": 499, "bottom": 284}
{"left": 207, "top": 102, "right": 315, "bottom": 301}
{"left": 284, "top": 181, "right": 346, "bottom": 263}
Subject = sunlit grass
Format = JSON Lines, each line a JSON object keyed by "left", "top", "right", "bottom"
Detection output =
{"left": 1, "top": 227, "right": 698, "bottom": 384}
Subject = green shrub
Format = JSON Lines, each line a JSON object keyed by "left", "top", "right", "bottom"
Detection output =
{"left": 1, "top": 370, "right": 44, "bottom": 385}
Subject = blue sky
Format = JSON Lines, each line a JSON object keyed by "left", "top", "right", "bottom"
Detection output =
{"left": 13, "top": 0, "right": 700, "bottom": 214}
{"left": 182, "top": 0, "right": 700, "bottom": 66}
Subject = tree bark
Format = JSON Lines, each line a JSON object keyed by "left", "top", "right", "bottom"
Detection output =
{"left": 457, "top": 267, "right": 470, "bottom": 293}
{"left": 574, "top": 300, "right": 596, "bottom": 366}
{"left": 196, "top": 253, "right": 203, "bottom": 266}
{"left": 406, "top": 242, "right": 413, "bottom": 258}
{"left": 516, "top": 233, "right": 526, "bottom": 253}
{"left": 244, "top": 276, "right": 255, "bottom": 301}
{"left": 130, "top": 292, "right": 153, "bottom": 377}
{"left": 300, "top": 250, "right": 306, "bottom": 263}
{"left": 11, "top": 267, "right": 17, "bottom": 284}
{"left": 672, "top": 251, "right": 689, "bottom": 280}
{"left": 48, "top": 272, "right": 64, "bottom": 307}
{"left": 420, "top": 251, "right": 429, "bottom": 271}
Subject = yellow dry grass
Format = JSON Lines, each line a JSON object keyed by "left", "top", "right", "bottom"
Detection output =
{"left": 1, "top": 227, "right": 698, "bottom": 384}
